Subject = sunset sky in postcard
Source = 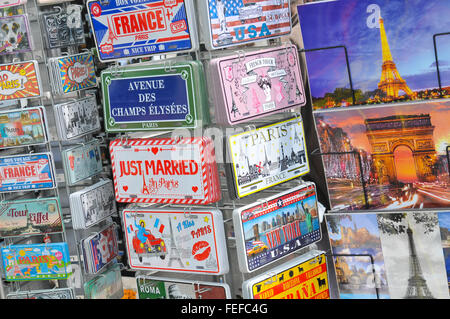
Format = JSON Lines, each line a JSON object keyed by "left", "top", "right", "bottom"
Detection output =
{"left": 298, "top": 0, "right": 450, "bottom": 97}
{"left": 315, "top": 100, "right": 450, "bottom": 158}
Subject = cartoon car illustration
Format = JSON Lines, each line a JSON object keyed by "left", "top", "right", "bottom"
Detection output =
{"left": 238, "top": 3, "right": 263, "bottom": 24}
{"left": 132, "top": 230, "right": 167, "bottom": 262}
{"left": 246, "top": 241, "right": 268, "bottom": 257}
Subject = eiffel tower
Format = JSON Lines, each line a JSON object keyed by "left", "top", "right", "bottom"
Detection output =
{"left": 404, "top": 224, "right": 434, "bottom": 299}
{"left": 378, "top": 17, "right": 414, "bottom": 99}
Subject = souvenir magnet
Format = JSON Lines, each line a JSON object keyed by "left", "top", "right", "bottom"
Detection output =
{"left": 136, "top": 275, "right": 231, "bottom": 299}
{"left": 62, "top": 139, "right": 103, "bottom": 186}
{"left": 0, "top": 106, "right": 48, "bottom": 149}
{"left": 54, "top": 95, "right": 101, "bottom": 140}
{"left": 49, "top": 52, "right": 97, "bottom": 94}
{"left": 199, "top": 0, "right": 292, "bottom": 50}
{"left": 0, "top": 197, "right": 63, "bottom": 238}
{"left": 0, "top": 15, "right": 32, "bottom": 55}
{"left": 86, "top": 0, "right": 199, "bottom": 62}
{"left": 0, "top": 0, "right": 27, "bottom": 8}
{"left": 80, "top": 224, "right": 119, "bottom": 274}
{"left": 242, "top": 250, "right": 330, "bottom": 299}
{"left": 37, "top": 0, "right": 71, "bottom": 4}
{"left": 110, "top": 137, "right": 221, "bottom": 204}
{"left": 0, "top": 152, "right": 57, "bottom": 193}
{"left": 233, "top": 182, "right": 321, "bottom": 273}
{"left": 102, "top": 61, "right": 208, "bottom": 132}
{"left": 227, "top": 116, "right": 310, "bottom": 198}
{"left": 0, "top": 60, "right": 42, "bottom": 101}
{"left": 210, "top": 45, "right": 306, "bottom": 125}
{"left": 41, "top": 4, "right": 85, "bottom": 49}
{"left": 123, "top": 207, "right": 229, "bottom": 275}
{"left": 1, "top": 242, "right": 71, "bottom": 281}
{"left": 69, "top": 179, "right": 117, "bottom": 229}
{"left": 83, "top": 262, "right": 123, "bottom": 299}
{"left": 6, "top": 287, "right": 74, "bottom": 299}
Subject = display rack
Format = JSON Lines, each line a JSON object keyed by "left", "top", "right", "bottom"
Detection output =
{"left": 0, "top": 0, "right": 73, "bottom": 297}
{"left": 1, "top": 0, "right": 446, "bottom": 301}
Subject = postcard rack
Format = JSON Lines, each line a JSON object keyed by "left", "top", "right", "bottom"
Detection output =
{"left": 299, "top": 46, "right": 356, "bottom": 105}
{"left": 325, "top": 253, "right": 380, "bottom": 299}
{"left": 0, "top": 0, "right": 73, "bottom": 297}
{"left": 433, "top": 32, "right": 450, "bottom": 96}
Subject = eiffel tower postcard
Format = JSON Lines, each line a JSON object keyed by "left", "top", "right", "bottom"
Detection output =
{"left": 327, "top": 211, "right": 450, "bottom": 299}
{"left": 298, "top": 0, "right": 450, "bottom": 110}
{"left": 377, "top": 212, "right": 449, "bottom": 299}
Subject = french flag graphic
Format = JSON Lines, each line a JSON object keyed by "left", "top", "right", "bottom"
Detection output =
{"left": 153, "top": 218, "right": 165, "bottom": 233}
{"left": 127, "top": 224, "right": 133, "bottom": 234}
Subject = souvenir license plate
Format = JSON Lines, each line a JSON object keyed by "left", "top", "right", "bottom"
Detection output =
{"left": 110, "top": 137, "right": 220, "bottom": 204}
{"left": 1, "top": 242, "right": 71, "bottom": 281}
{"left": 102, "top": 62, "right": 200, "bottom": 132}
{"left": 0, "top": 152, "right": 56, "bottom": 192}
{"left": 233, "top": 182, "right": 322, "bottom": 273}
{"left": 0, "top": 60, "right": 42, "bottom": 101}
{"left": 0, "top": 197, "right": 63, "bottom": 238}
{"left": 0, "top": 106, "right": 48, "bottom": 149}
{"left": 243, "top": 250, "right": 329, "bottom": 299}
{"left": 201, "top": 0, "right": 291, "bottom": 49}
{"left": 123, "top": 208, "right": 229, "bottom": 275}
{"left": 227, "top": 116, "right": 309, "bottom": 198}
{"left": 87, "top": 0, "right": 198, "bottom": 62}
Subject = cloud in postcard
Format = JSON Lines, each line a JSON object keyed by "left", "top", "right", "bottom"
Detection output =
{"left": 299, "top": 0, "right": 450, "bottom": 96}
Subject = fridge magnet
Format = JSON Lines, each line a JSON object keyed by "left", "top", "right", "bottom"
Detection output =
{"left": 0, "top": 60, "right": 42, "bottom": 101}
{"left": 0, "top": 0, "right": 27, "bottom": 8}
{"left": 298, "top": 0, "right": 450, "bottom": 110}
{"left": 84, "top": 262, "right": 123, "bottom": 299}
{"left": 0, "top": 106, "right": 48, "bottom": 149}
{"left": 0, "top": 152, "right": 57, "bottom": 192}
{"left": 101, "top": 61, "right": 207, "bottom": 132}
{"left": 122, "top": 207, "right": 229, "bottom": 275}
{"left": 62, "top": 139, "right": 103, "bottom": 186}
{"left": 81, "top": 224, "right": 119, "bottom": 274}
{"left": 0, "top": 15, "right": 32, "bottom": 55}
{"left": 227, "top": 116, "right": 309, "bottom": 198}
{"left": 69, "top": 179, "right": 117, "bottom": 229}
{"left": 0, "top": 197, "right": 63, "bottom": 238}
{"left": 41, "top": 4, "right": 85, "bottom": 49}
{"left": 6, "top": 287, "right": 74, "bottom": 299}
{"left": 136, "top": 275, "right": 231, "bottom": 299}
{"left": 54, "top": 95, "right": 101, "bottom": 140}
{"left": 199, "top": 0, "right": 291, "bottom": 50}
{"left": 210, "top": 45, "right": 306, "bottom": 125}
{"left": 110, "top": 137, "right": 221, "bottom": 204}
{"left": 314, "top": 99, "right": 450, "bottom": 211}
{"left": 1, "top": 242, "right": 71, "bottom": 281}
{"left": 242, "top": 250, "right": 329, "bottom": 299}
{"left": 49, "top": 52, "right": 97, "bottom": 94}
{"left": 233, "top": 182, "right": 321, "bottom": 273}
{"left": 86, "top": 0, "right": 199, "bottom": 62}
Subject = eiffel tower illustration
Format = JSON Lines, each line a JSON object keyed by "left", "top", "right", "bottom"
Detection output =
{"left": 404, "top": 224, "right": 434, "bottom": 299}
{"left": 378, "top": 17, "right": 414, "bottom": 99}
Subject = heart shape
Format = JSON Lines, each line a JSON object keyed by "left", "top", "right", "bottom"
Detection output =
{"left": 151, "top": 147, "right": 159, "bottom": 155}
{"left": 192, "top": 186, "right": 198, "bottom": 193}
{"left": 123, "top": 186, "right": 128, "bottom": 192}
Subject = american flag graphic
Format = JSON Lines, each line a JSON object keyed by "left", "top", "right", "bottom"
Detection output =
{"left": 208, "top": 0, "right": 291, "bottom": 47}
